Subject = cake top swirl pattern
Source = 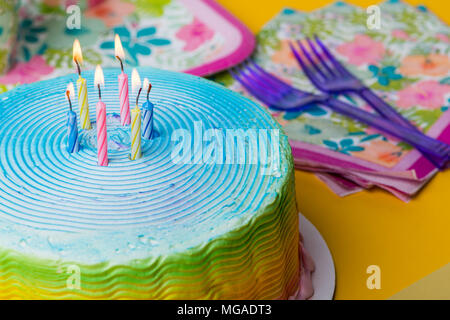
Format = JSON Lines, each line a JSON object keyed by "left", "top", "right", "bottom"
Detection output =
{"left": 0, "top": 67, "right": 292, "bottom": 264}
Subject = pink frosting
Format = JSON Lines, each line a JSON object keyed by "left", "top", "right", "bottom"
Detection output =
{"left": 289, "top": 241, "right": 315, "bottom": 300}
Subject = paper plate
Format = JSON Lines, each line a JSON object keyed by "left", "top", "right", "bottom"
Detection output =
{"left": 299, "top": 213, "right": 336, "bottom": 300}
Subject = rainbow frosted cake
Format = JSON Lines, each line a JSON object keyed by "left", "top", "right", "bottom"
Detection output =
{"left": 0, "top": 67, "right": 304, "bottom": 299}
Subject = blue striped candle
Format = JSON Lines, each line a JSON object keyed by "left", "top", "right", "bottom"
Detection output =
{"left": 66, "top": 110, "right": 80, "bottom": 153}
{"left": 142, "top": 100, "right": 154, "bottom": 140}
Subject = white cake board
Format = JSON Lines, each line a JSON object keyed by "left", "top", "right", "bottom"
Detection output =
{"left": 299, "top": 213, "right": 336, "bottom": 300}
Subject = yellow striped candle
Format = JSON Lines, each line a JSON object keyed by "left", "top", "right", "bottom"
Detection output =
{"left": 76, "top": 77, "right": 92, "bottom": 130}
{"left": 130, "top": 68, "right": 142, "bottom": 160}
{"left": 130, "top": 106, "right": 141, "bottom": 160}
{"left": 73, "top": 39, "right": 91, "bottom": 130}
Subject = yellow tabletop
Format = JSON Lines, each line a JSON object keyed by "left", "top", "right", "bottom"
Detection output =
{"left": 217, "top": 0, "right": 450, "bottom": 299}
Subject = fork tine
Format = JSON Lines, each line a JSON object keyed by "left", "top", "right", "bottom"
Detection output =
{"left": 244, "top": 63, "right": 288, "bottom": 96}
{"left": 229, "top": 68, "right": 260, "bottom": 95}
{"left": 313, "top": 35, "right": 352, "bottom": 77}
{"left": 247, "top": 64, "right": 287, "bottom": 92}
{"left": 306, "top": 37, "right": 337, "bottom": 77}
{"left": 230, "top": 68, "right": 279, "bottom": 105}
{"left": 289, "top": 42, "right": 323, "bottom": 88}
{"left": 230, "top": 68, "right": 266, "bottom": 102}
{"left": 240, "top": 68, "right": 276, "bottom": 94}
{"left": 249, "top": 61, "right": 295, "bottom": 93}
{"left": 229, "top": 68, "right": 265, "bottom": 97}
{"left": 296, "top": 40, "right": 328, "bottom": 80}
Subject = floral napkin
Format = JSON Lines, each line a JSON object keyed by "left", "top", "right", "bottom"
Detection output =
{"left": 211, "top": 0, "right": 450, "bottom": 198}
{"left": 0, "top": 1, "right": 18, "bottom": 75}
{"left": 0, "top": 0, "right": 253, "bottom": 93}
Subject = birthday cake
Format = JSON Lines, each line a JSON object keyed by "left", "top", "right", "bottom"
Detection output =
{"left": 0, "top": 67, "right": 310, "bottom": 299}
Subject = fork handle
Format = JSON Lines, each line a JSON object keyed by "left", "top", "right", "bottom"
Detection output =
{"left": 324, "top": 98, "right": 450, "bottom": 167}
{"left": 359, "top": 88, "right": 450, "bottom": 151}
{"left": 359, "top": 88, "right": 421, "bottom": 132}
{"left": 359, "top": 88, "right": 450, "bottom": 165}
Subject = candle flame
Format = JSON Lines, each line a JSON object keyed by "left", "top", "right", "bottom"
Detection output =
{"left": 143, "top": 78, "right": 149, "bottom": 91}
{"left": 94, "top": 65, "right": 105, "bottom": 87}
{"left": 66, "top": 82, "right": 75, "bottom": 100}
{"left": 131, "top": 68, "right": 141, "bottom": 93}
{"left": 115, "top": 34, "right": 125, "bottom": 60}
{"left": 72, "top": 39, "right": 83, "bottom": 64}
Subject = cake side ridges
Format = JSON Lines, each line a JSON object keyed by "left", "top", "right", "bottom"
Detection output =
{"left": 0, "top": 164, "right": 299, "bottom": 299}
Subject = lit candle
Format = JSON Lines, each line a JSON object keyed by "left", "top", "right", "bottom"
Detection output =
{"left": 141, "top": 78, "right": 154, "bottom": 140}
{"left": 130, "top": 68, "right": 142, "bottom": 160}
{"left": 65, "top": 82, "right": 80, "bottom": 154}
{"left": 115, "top": 34, "right": 131, "bottom": 126}
{"left": 94, "top": 65, "right": 108, "bottom": 166}
{"left": 73, "top": 39, "right": 92, "bottom": 130}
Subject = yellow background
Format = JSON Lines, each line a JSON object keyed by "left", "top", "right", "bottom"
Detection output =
{"left": 390, "top": 263, "right": 450, "bottom": 299}
{"left": 216, "top": 0, "right": 450, "bottom": 299}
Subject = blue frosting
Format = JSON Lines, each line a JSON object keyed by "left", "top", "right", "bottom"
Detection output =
{"left": 0, "top": 68, "right": 291, "bottom": 264}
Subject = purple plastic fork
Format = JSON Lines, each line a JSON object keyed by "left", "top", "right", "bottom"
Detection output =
{"left": 230, "top": 62, "right": 449, "bottom": 169}
{"left": 289, "top": 36, "right": 450, "bottom": 165}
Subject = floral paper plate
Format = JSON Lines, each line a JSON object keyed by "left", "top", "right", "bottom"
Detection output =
{"left": 212, "top": 0, "right": 450, "bottom": 182}
{"left": 0, "top": 0, "right": 254, "bottom": 92}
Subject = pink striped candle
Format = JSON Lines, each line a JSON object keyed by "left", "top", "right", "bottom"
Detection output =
{"left": 96, "top": 100, "right": 108, "bottom": 166}
{"left": 118, "top": 72, "right": 130, "bottom": 126}
{"left": 94, "top": 65, "right": 108, "bottom": 167}
{"left": 115, "top": 34, "right": 131, "bottom": 126}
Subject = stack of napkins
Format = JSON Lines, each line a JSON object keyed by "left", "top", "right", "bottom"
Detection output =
{"left": 212, "top": 0, "right": 450, "bottom": 201}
